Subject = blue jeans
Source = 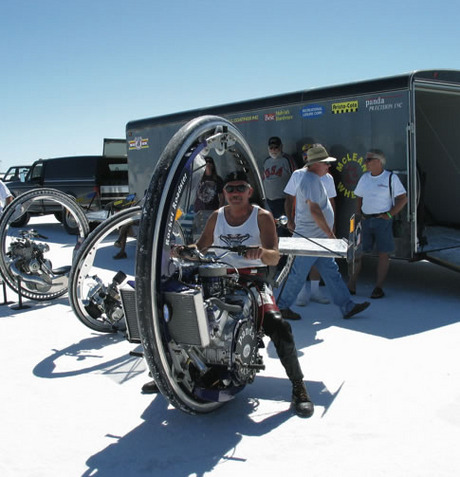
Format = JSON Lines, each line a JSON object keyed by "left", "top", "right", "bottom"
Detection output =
{"left": 277, "top": 255, "right": 356, "bottom": 316}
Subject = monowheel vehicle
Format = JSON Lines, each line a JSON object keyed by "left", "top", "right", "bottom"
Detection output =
{"left": 135, "top": 115, "right": 270, "bottom": 414}
{"left": 0, "top": 188, "right": 90, "bottom": 301}
{"left": 68, "top": 206, "right": 142, "bottom": 333}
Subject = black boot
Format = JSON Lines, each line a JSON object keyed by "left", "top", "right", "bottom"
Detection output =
{"left": 141, "top": 380, "right": 159, "bottom": 394}
{"left": 291, "top": 380, "right": 314, "bottom": 418}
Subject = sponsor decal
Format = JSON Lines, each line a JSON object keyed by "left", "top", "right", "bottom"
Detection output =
{"left": 231, "top": 114, "right": 259, "bottom": 124}
{"left": 128, "top": 137, "right": 149, "bottom": 150}
{"left": 301, "top": 104, "right": 325, "bottom": 118}
{"left": 263, "top": 109, "right": 293, "bottom": 122}
{"left": 165, "top": 171, "right": 189, "bottom": 246}
{"left": 331, "top": 100, "right": 359, "bottom": 114}
{"left": 274, "top": 109, "right": 293, "bottom": 121}
{"left": 365, "top": 95, "right": 404, "bottom": 112}
{"left": 335, "top": 152, "right": 367, "bottom": 198}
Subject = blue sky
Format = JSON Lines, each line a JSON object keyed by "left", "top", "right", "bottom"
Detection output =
{"left": 1, "top": 0, "right": 459, "bottom": 171}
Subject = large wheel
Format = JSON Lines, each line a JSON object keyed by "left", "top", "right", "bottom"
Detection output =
{"left": 68, "top": 206, "right": 141, "bottom": 333}
{"left": 136, "top": 115, "right": 263, "bottom": 414}
{"left": 0, "top": 188, "right": 90, "bottom": 301}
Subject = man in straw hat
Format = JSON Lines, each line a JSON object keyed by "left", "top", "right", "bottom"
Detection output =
{"left": 284, "top": 143, "right": 337, "bottom": 305}
{"left": 277, "top": 144, "right": 370, "bottom": 320}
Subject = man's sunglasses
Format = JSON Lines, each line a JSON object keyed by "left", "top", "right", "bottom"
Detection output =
{"left": 224, "top": 184, "right": 250, "bottom": 193}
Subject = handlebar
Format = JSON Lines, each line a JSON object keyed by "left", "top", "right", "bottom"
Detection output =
{"left": 172, "top": 244, "right": 258, "bottom": 262}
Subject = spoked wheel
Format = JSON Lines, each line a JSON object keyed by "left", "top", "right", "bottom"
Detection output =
{"left": 68, "top": 206, "right": 142, "bottom": 333}
{"left": 136, "top": 115, "right": 264, "bottom": 414}
{"left": 0, "top": 188, "right": 90, "bottom": 301}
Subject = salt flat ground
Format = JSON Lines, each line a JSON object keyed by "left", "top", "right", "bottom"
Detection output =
{"left": 0, "top": 217, "right": 459, "bottom": 477}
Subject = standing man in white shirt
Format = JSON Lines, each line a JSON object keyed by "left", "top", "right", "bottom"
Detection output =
{"left": 348, "top": 149, "right": 408, "bottom": 299}
{"left": 278, "top": 145, "right": 370, "bottom": 321}
{"left": 284, "top": 144, "right": 337, "bottom": 305}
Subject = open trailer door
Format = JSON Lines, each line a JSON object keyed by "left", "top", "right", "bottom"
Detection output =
{"left": 413, "top": 71, "right": 460, "bottom": 271}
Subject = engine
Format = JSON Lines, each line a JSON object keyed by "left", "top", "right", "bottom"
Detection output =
{"left": 162, "top": 262, "right": 264, "bottom": 393}
{"left": 83, "top": 271, "right": 127, "bottom": 326}
{"left": 7, "top": 230, "right": 54, "bottom": 291}
{"left": 8, "top": 236, "right": 49, "bottom": 262}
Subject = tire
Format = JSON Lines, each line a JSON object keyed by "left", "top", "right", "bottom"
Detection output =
{"left": 0, "top": 188, "right": 90, "bottom": 301}
{"left": 63, "top": 209, "right": 80, "bottom": 235}
{"left": 10, "top": 211, "right": 30, "bottom": 228}
{"left": 136, "top": 115, "right": 263, "bottom": 414}
{"left": 68, "top": 207, "right": 141, "bottom": 333}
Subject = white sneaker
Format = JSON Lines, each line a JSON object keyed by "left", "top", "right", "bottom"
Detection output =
{"left": 295, "top": 284, "right": 310, "bottom": 306}
{"left": 310, "top": 291, "right": 330, "bottom": 304}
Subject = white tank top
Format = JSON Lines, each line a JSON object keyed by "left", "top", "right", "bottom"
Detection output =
{"left": 213, "top": 205, "right": 264, "bottom": 268}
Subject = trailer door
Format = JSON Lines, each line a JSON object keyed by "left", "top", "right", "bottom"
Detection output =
{"left": 413, "top": 80, "right": 460, "bottom": 270}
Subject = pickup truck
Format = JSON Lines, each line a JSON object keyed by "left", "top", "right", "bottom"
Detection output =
{"left": 7, "top": 155, "right": 129, "bottom": 233}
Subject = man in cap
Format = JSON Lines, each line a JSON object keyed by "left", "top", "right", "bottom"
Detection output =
{"left": 277, "top": 144, "right": 370, "bottom": 320}
{"left": 262, "top": 136, "right": 297, "bottom": 224}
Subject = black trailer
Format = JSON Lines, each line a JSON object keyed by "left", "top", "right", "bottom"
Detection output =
{"left": 126, "top": 70, "right": 460, "bottom": 270}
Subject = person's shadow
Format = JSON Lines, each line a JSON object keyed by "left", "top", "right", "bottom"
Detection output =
{"left": 82, "top": 374, "right": 341, "bottom": 477}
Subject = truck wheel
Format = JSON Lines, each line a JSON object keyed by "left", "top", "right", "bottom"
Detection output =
{"left": 10, "top": 212, "right": 30, "bottom": 227}
{"left": 63, "top": 210, "right": 79, "bottom": 235}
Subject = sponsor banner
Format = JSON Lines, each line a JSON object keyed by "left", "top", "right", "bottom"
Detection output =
{"left": 128, "top": 137, "right": 149, "bottom": 150}
{"left": 301, "top": 104, "right": 325, "bottom": 119}
{"left": 331, "top": 100, "right": 359, "bottom": 114}
{"left": 365, "top": 95, "right": 404, "bottom": 112}
{"left": 263, "top": 109, "right": 293, "bottom": 122}
{"left": 231, "top": 114, "right": 259, "bottom": 124}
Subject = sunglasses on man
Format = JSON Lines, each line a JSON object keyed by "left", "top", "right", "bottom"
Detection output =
{"left": 224, "top": 184, "right": 250, "bottom": 193}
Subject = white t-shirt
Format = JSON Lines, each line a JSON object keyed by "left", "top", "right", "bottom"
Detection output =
{"left": 0, "top": 180, "right": 12, "bottom": 213}
{"left": 354, "top": 170, "right": 406, "bottom": 215}
{"left": 321, "top": 173, "right": 337, "bottom": 199}
{"left": 212, "top": 205, "right": 264, "bottom": 268}
{"left": 286, "top": 171, "right": 334, "bottom": 238}
{"left": 284, "top": 168, "right": 336, "bottom": 199}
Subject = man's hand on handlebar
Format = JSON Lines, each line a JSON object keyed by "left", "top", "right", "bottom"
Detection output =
{"left": 242, "top": 246, "right": 263, "bottom": 260}
{"left": 170, "top": 245, "right": 201, "bottom": 260}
